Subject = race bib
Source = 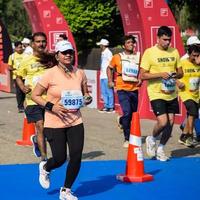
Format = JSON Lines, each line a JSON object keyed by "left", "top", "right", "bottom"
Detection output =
{"left": 120, "top": 52, "right": 140, "bottom": 82}
{"left": 161, "top": 78, "right": 176, "bottom": 94}
{"left": 61, "top": 90, "right": 84, "bottom": 110}
{"left": 189, "top": 77, "right": 199, "bottom": 92}
{"left": 122, "top": 60, "right": 139, "bottom": 82}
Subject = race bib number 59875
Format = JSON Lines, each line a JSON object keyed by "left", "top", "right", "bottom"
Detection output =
{"left": 61, "top": 90, "right": 84, "bottom": 110}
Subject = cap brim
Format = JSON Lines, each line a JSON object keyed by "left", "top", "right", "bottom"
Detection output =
{"left": 59, "top": 49, "right": 74, "bottom": 52}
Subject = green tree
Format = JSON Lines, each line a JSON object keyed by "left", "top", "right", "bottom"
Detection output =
{"left": 168, "top": 0, "right": 200, "bottom": 31}
{"left": 54, "top": 0, "right": 123, "bottom": 52}
{"left": 0, "top": 0, "right": 31, "bottom": 41}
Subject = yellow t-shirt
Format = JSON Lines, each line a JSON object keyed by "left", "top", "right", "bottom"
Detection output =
{"left": 17, "top": 55, "right": 46, "bottom": 106}
{"left": 140, "top": 45, "right": 181, "bottom": 101}
{"left": 178, "top": 58, "right": 200, "bottom": 103}
{"left": 8, "top": 52, "right": 24, "bottom": 79}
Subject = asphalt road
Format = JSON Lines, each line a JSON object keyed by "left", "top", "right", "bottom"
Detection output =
{"left": 0, "top": 91, "right": 199, "bottom": 165}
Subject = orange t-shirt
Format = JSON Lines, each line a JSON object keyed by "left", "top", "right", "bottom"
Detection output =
{"left": 109, "top": 53, "right": 139, "bottom": 91}
{"left": 39, "top": 65, "right": 87, "bottom": 128}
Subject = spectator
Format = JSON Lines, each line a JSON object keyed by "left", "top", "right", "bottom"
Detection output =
{"left": 8, "top": 41, "right": 25, "bottom": 113}
{"left": 97, "top": 38, "right": 114, "bottom": 113}
{"left": 22, "top": 37, "right": 33, "bottom": 55}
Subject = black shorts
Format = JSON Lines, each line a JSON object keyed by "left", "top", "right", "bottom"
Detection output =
{"left": 184, "top": 99, "right": 198, "bottom": 117}
{"left": 25, "top": 105, "right": 44, "bottom": 123}
{"left": 150, "top": 98, "right": 179, "bottom": 116}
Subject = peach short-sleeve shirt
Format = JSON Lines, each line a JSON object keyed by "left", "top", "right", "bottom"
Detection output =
{"left": 39, "top": 65, "right": 87, "bottom": 128}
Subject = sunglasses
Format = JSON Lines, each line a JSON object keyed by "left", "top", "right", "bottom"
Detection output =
{"left": 60, "top": 50, "right": 74, "bottom": 55}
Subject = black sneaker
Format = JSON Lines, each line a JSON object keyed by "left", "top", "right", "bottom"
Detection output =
{"left": 195, "top": 135, "right": 200, "bottom": 142}
{"left": 18, "top": 108, "right": 24, "bottom": 113}
{"left": 106, "top": 108, "right": 115, "bottom": 113}
{"left": 185, "top": 135, "right": 195, "bottom": 148}
{"left": 98, "top": 108, "right": 108, "bottom": 113}
{"left": 178, "top": 134, "right": 187, "bottom": 145}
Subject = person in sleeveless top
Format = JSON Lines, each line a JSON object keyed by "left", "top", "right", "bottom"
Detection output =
{"left": 107, "top": 35, "right": 142, "bottom": 148}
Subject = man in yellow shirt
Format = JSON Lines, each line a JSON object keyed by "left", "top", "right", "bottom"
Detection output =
{"left": 16, "top": 32, "right": 47, "bottom": 161}
{"left": 140, "top": 26, "right": 183, "bottom": 161}
{"left": 177, "top": 45, "right": 200, "bottom": 147}
{"left": 8, "top": 41, "right": 25, "bottom": 112}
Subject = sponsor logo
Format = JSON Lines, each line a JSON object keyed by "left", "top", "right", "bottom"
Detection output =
{"left": 160, "top": 8, "right": 168, "bottom": 17}
{"left": 144, "top": 0, "right": 153, "bottom": 8}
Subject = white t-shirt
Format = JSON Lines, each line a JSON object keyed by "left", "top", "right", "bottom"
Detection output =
{"left": 100, "top": 48, "right": 112, "bottom": 79}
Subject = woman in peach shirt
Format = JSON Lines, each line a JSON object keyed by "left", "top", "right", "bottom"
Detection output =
{"left": 32, "top": 40, "right": 92, "bottom": 200}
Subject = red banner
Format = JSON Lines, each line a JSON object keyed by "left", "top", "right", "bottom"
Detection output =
{"left": 23, "top": 0, "right": 78, "bottom": 66}
{"left": 114, "top": 0, "right": 186, "bottom": 123}
{"left": 0, "top": 19, "right": 13, "bottom": 92}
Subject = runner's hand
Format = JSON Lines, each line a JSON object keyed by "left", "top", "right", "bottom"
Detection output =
{"left": 108, "top": 81, "right": 114, "bottom": 88}
{"left": 22, "top": 85, "right": 31, "bottom": 94}
{"left": 136, "top": 79, "right": 142, "bottom": 87}
{"left": 52, "top": 103, "right": 69, "bottom": 118}
{"left": 160, "top": 72, "right": 170, "bottom": 80}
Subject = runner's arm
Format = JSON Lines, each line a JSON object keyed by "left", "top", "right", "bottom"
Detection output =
{"left": 140, "top": 68, "right": 170, "bottom": 80}
{"left": 16, "top": 76, "right": 31, "bottom": 93}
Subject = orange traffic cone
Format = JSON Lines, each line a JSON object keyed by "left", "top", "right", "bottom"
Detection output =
{"left": 16, "top": 114, "right": 35, "bottom": 146}
{"left": 117, "top": 112, "right": 153, "bottom": 182}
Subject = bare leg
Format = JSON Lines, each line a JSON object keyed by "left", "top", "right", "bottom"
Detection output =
{"left": 160, "top": 113, "right": 174, "bottom": 145}
{"left": 152, "top": 114, "right": 168, "bottom": 138}
{"left": 35, "top": 120, "right": 47, "bottom": 161}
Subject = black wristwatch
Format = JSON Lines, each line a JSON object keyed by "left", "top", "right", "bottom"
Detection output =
{"left": 44, "top": 102, "right": 54, "bottom": 111}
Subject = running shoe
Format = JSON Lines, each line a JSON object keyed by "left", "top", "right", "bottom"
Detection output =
{"left": 123, "top": 140, "right": 129, "bottom": 148}
{"left": 39, "top": 161, "right": 50, "bottom": 189}
{"left": 98, "top": 108, "right": 108, "bottom": 113}
{"left": 185, "top": 136, "right": 195, "bottom": 148}
{"left": 116, "top": 116, "right": 123, "bottom": 131}
{"left": 178, "top": 133, "right": 187, "bottom": 145}
{"left": 145, "top": 136, "right": 156, "bottom": 158}
{"left": 59, "top": 187, "right": 78, "bottom": 200}
{"left": 106, "top": 108, "right": 115, "bottom": 113}
{"left": 18, "top": 108, "right": 24, "bottom": 113}
{"left": 156, "top": 149, "right": 169, "bottom": 162}
{"left": 30, "top": 135, "right": 41, "bottom": 157}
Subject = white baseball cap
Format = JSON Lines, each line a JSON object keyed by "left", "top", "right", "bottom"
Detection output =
{"left": 186, "top": 36, "right": 200, "bottom": 46}
{"left": 55, "top": 40, "right": 74, "bottom": 52}
{"left": 21, "top": 38, "right": 30, "bottom": 44}
{"left": 96, "top": 39, "right": 109, "bottom": 46}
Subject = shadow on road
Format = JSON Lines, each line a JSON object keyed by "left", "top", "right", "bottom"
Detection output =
{"left": 82, "top": 151, "right": 105, "bottom": 160}
{"left": 171, "top": 146, "right": 200, "bottom": 157}
{"left": 0, "top": 96, "right": 15, "bottom": 100}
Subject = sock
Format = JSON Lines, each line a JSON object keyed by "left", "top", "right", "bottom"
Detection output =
{"left": 151, "top": 136, "right": 156, "bottom": 142}
{"left": 62, "top": 187, "right": 71, "bottom": 193}
{"left": 157, "top": 144, "right": 164, "bottom": 152}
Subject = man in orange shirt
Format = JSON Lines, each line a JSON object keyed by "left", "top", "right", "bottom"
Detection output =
{"left": 107, "top": 35, "right": 141, "bottom": 148}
